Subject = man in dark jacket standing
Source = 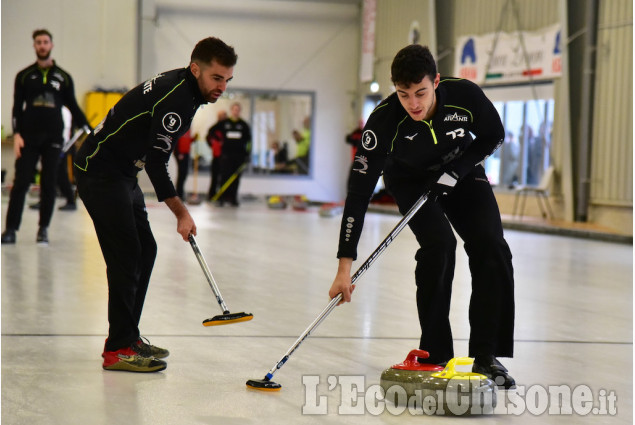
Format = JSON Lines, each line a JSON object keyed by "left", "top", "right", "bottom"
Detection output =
{"left": 216, "top": 102, "right": 251, "bottom": 206}
{"left": 2, "top": 29, "right": 89, "bottom": 245}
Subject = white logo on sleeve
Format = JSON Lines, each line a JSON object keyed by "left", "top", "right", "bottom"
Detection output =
{"left": 162, "top": 112, "right": 182, "bottom": 133}
{"left": 344, "top": 217, "right": 355, "bottom": 241}
{"left": 361, "top": 130, "right": 378, "bottom": 151}
{"left": 353, "top": 155, "right": 369, "bottom": 174}
{"left": 155, "top": 134, "right": 173, "bottom": 153}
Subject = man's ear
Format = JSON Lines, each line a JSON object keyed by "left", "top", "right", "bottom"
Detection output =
{"left": 190, "top": 62, "right": 200, "bottom": 78}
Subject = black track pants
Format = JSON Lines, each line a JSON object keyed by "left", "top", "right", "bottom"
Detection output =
{"left": 57, "top": 152, "right": 76, "bottom": 203}
{"left": 76, "top": 171, "right": 157, "bottom": 352}
{"left": 218, "top": 155, "right": 243, "bottom": 203}
{"left": 5, "top": 132, "right": 62, "bottom": 231}
{"left": 208, "top": 156, "right": 221, "bottom": 200}
{"left": 385, "top": 166, "right": 515, "bottom": 364}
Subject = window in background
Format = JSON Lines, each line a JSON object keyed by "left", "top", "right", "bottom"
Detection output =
{"left": 483, "top": 85, "right": 554, "bottom": 189}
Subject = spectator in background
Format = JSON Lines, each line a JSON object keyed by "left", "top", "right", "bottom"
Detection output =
{"left": 174, "top": 128, "right": 198, "bottom": 200}
{"left": 501, "top": 131, "right": 519, "bottom": 188}
{"left": 206, "top": 110, "right": 227, "bottom": 200}
{"left": 2, "top": 29, "right": 89, "bottom": 244}
{"left": 345, "top": 119, "right": 364, "bottom": 161}
{"left": 271, "top": 140, "right": 289, "bottom": 172}
{"left": 292, "top": 117, "right": 311, "bottom": 175}
{"left": 524, "top": 125, "right": 541, "bottom": 185}
{"left": 216, "top": 102, "right": 251, "bottom": 206}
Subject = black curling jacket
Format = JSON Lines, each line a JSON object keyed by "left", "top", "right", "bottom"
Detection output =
{"left": 337, "top": 77, "right": 505, "bottom": 260}
{"left": 74, "top": 67, "right": 206, "bottom": 201}
{"left": 12, "top": 61, "right": 88, "bottom": 136}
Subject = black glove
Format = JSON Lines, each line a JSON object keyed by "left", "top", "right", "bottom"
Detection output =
{"left": 427, "top": 170, "right": 459, "bottom": 200}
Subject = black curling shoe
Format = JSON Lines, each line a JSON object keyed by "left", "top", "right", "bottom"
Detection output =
{"left": 473, "top": 355, "right": 516, "bottom": 389}
{"left": 36, "top": 227, "right": 48, "bottom": 244}
{"left": 1, "top": 229, "right": 16, "bottom": 244}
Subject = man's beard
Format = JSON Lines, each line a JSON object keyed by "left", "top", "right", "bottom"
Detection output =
{"left": 36, "top": 50, "right": 51, "bottom": 60}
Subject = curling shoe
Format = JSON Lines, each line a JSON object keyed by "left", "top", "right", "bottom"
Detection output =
{"left": 133, "top": 337, "right": 170, "bottom": 359}
{"left": 102, "top": 345, "right": 167, "bottom": 373}
{"left": 36, "top": 227, "right": 48, "bottom": 244}
{"left": 58, "top": 202, "right": 77, "bottom": 211}
{"left": 473, "top": 355, "right": 516, "bottom": 389}
{"left": 1, "top": 229, "right": 16, "bottom": 244}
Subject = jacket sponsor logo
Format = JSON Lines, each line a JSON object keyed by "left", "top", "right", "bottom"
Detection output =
{"left": 362, "top": 130, "right": 377, "bottom": 151}
{"left": 226, "top": 131, "right": 242, "bottom": 139}
{"left": 404, "top": 133, "right": 418, "bottom": 141}
{"left": 155, "top": 134, "right": 173, "bottom": 153}
{"left": 50, "top": 80, "right": 61, "bottom": 91}
{"left": 162, "top": 112, "right": 181, "bottom": 133}
{"left": 353, "top": 155, "right": 369, "bottom": 174}
{"left": 444, "top": 112, "right": 468, "bottom": 122}
{"left": 143, "top": 73, "right": 164, "bottom": 94}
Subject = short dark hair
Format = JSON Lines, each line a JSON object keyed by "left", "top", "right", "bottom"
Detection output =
{"left": 391, "top": 44, "right": 437, "bottom": 88}
{"left": 191, "top": 37, "right": 237, "bottom": 68}
{"left": 32, "top": 29, "right": 52, "bottom": 41}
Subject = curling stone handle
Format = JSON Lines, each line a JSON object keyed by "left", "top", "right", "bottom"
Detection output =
{"left": 451, "top": 357, "right": 474, "bottom": 367}
{"left": 405, "top": 349, "right": 430, "bottom": 363}
{"left": 438, "top": 357, "right": 474, "bottom": 378}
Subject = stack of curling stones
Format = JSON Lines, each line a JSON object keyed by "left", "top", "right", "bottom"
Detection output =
{"left": 267, "top": 195, "right": 310, "bottom": 211}
{"left": 380, "top": 349, "right": 497, "bottom": 415}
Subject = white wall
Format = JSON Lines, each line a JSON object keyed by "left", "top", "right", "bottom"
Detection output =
{"left": 141, "top": 0, "right": 361, "bottom": 201}
{"left": 1, "top": 0, "right": 138, "bottom": 131}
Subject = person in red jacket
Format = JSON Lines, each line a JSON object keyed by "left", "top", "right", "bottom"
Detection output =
{"left": 174, "top": 129, "right": 198, "bottom": 200}
{"left": 206, "top": 110, "right": 227, "bottom": 200}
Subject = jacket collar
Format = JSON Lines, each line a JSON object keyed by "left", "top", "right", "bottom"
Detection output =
{"left": 184, "top": 66, "right": 206, "bottom": 106}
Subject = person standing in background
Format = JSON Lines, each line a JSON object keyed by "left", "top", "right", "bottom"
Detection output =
{"left": 206, "top": 109, "right": 227, "bottom": 200}
{"left": 216, "top": 102, "right": 251, "bottom": 206}
{"left": 345, "top": 119, "right": 364, "bottom": 162}
{"left": 1, "top": 29, "right": 89, "bottom": 245}
{"left": 173, "top": 128, "right": 198, "bottom": 200}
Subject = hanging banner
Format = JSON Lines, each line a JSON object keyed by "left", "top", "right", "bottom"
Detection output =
{"left": 455, "top": 23, "right": 562, "bottom": 85}
{"left": 360, "top": 0, "right": 377, "bottom": 83}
